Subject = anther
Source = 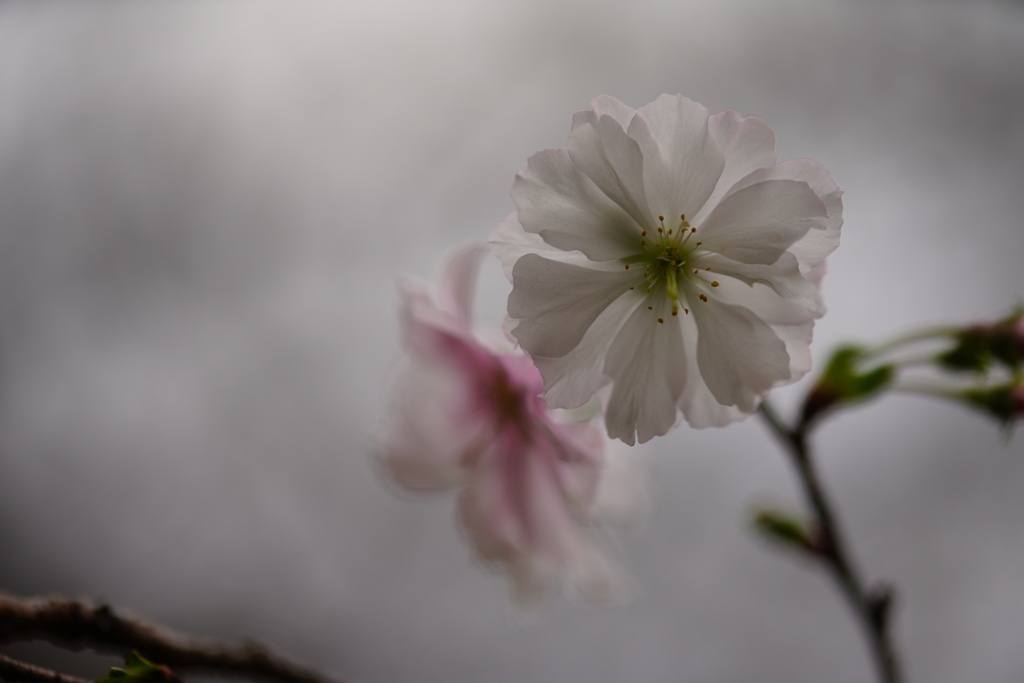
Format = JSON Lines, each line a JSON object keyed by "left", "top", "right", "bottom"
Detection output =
{"left": 711, "top": 281, "right": 719, "bottom": 287}
{"left": 684, "top": 308, "right": 689, "bottom": 314}
{"left": 699, "top": 294, "right": 708, "bottom": 302}
{"left": 641, "top": 240, "right": 646, "bottom": 246}
{"left": 657, "top": 318, "right": 664, "bottom": 324}
{"left": 658, "top": 215, "right": 665, "bottom": 222}
{"left": 693, "top": 269, "right": 699, "bottom": 274}
{"left": 647, "top": 305, "right": 653, "bottom": 310}
{"left": 641, "top": 230, "right": 647, "bottom": 237}
{"left": 624, "top": 264, "right": 630, "bottom": 270}
{"left": 629, "top": 286, "right": 635, "bottom": 290}
{"left": 695, "top": 241, "right": 702, "bottom": 246}
{"left": 705, "top": 267, "right": 711, "bottom": 271}
{"left": 691, "top": 227, "right": 696, "bottom": 233}
{"left": 680, "top": 214, "right": 686, "bottom": 221}
{"left": 671, "top": 311, "right": 678, "bottom": 316}
{"left": 657, "top": 227, "right": 664, "bottom": 233}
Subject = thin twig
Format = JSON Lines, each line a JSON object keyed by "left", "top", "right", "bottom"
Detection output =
{"left": 0, "top": 652, "right": 91, "bottom": 683}
{"left": 0, "top": 592, "right": 352, "bottom": 683}
{"left": 758, "top": 400, "right": 903, "bottom": 683}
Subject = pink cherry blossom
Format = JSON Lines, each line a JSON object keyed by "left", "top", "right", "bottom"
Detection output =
{"left": 377, "top": 244, "right": 632, "bottom": 605}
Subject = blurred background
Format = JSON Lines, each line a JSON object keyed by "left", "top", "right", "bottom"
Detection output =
{"left": 1, "top": 0, "right": 1023, "bottom": 681}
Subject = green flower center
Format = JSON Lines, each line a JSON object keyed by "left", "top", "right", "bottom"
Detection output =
{"left": 621, "top": 214, "right": 719, "bottom": 323}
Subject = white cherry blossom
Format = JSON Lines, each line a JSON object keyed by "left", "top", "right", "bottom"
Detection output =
{"left": 492, "top": 94, "right": 842, "bottom": 444}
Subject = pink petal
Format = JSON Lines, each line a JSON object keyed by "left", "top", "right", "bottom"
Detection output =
{"left": 457, "top": 421, "right": 610, "bottom": 604}
{"left": 376, "top": 360, "right": 488, "bottom": 491}
{"left": 436, "top": 242, "right": 485, "bottom": 325}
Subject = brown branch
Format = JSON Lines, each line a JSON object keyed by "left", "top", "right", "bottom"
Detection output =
{"left": 757, "top": 401, "right": 903, "bottom": 683}
{"left": 0, "top": 592, "right": 353, "bottom": 683}
{"left": 0, "top": 652, "right": 91, "bottom": 683}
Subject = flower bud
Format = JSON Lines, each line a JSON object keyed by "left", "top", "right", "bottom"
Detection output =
{"left": 799, "top": 346, "right": 895, "bottom": 428}
{"left": 938, "top": 308, "right": 1024, "bottom": 373}
{"left": 962, "top": 384, "right": 1024, "bottom": 427}
{"left": 752, "top": 508, "right": 820, "bottom": 555}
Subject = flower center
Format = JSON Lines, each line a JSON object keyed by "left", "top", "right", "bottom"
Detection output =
{"left": 488, "top": 362, "right": 529, "bottom": 431}
{"left": 621, "top": 214, "right": 719, "bottom": 322}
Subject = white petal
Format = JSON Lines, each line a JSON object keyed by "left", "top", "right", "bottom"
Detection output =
{"left": 710, "top": 275, "right": 817, "bottom": 382}
{"left": 628, "top": 94, "right": 725, "bottom": 220}
{"left": 512, "top": 148, "right": 641, "bottom": 261}
{"left": 491, "top": 212, "right": 561, "bottom": 281}
{"left": 674, "top": 317, "right": 749, "bottom": 427}
{"left": 708, "top": 159, "right": 842, "bottom": 274}
{"left": 568, "top": 110, "right": 655, "bottom": 230}
{"left": 570, "top": 95, "right": 636, "bottom": 141}
{"left": 677, "top": 372, "right": 749, "bottom": 427}
{"left": 532, "top": 291, "right": 640, "bottom": 409}
{"left": 490, "top": 213, "right": 599, "bottom": 281}
{"left": 692, "top": 299, "right": 791, "bottom": 411}
{"left": 770, "top": 159, "right": 843, "bottom": 273}
{"left": 698, "top": 179, "right": 827, "bottom": 265}
{"left": 603, "top": 295, "right": 688, "bottom": 444}
{"left": 509, "top": 254, "right": 637, "bottom": 358}
{"left": 700, "top": 250, "right": 825, "bottom": 316}
{"left": 691, "top": 109, "right": 778, "bottom": 225}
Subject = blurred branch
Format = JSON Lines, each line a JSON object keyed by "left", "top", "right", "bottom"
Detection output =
{"left": 757, "top": 401, "right": 902, "bottom": 683}
{"left": 0, "top": 652, "right": 91, "bottom": 683}
{"left": 0, "top": 592, "right": 352, "bottom": 683}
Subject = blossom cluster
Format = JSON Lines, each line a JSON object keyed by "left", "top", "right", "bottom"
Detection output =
{"left": 377, "top": 94, "right": 842, "bottom": 600}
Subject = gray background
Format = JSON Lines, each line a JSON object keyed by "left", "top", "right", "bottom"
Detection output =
{"left": 1, "top": 0, "right": 1023, "bottom": 681}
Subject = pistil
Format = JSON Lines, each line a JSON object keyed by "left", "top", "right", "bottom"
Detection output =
{"left": 621, "top": 213, "right": 722, "bottom": 321}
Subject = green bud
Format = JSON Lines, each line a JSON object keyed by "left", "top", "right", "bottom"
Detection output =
{"left": 800, "top": 345, "right": 895, "bottom": 427}
{"left": 752, "top": 508, "right": 818, "bottom": 554}
{"left": 962, "top": 383, "right": 1024, "bottom": 428}
{"left": 96, "top": 652, "right": 182, "bottom": 683}
{"left": 937, "top": 327, "right": 993, "bottom": 372}
{"left": 938, "top": 307, "right": 1024, "bottom": 374}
